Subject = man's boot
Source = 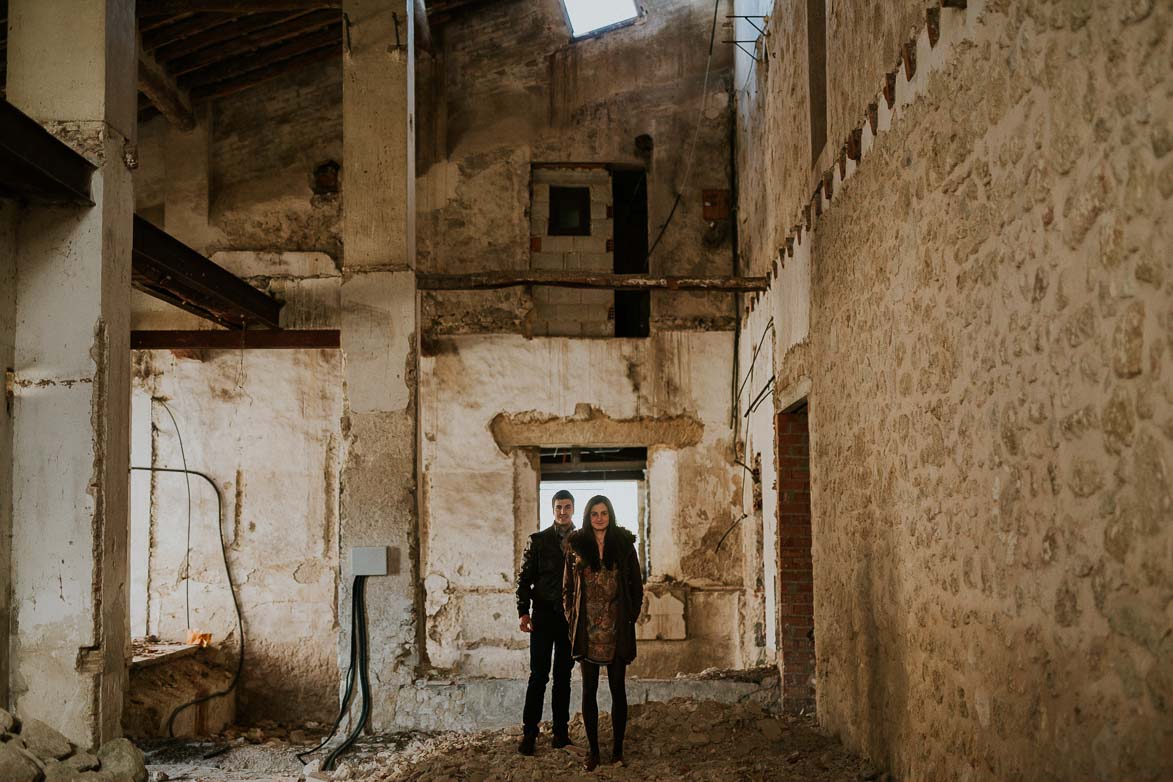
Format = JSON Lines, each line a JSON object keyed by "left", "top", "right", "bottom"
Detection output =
{"left": 552, "top": 731, "right": 573, "bottom": 748}
{"left": 518, "top": 733, "right": 536, "bottom": 756}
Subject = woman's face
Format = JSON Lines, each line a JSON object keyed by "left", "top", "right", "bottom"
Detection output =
{"left": 589, "top": 502, "right": 610, "bottom": 531}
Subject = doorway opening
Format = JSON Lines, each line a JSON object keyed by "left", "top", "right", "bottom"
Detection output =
{"left": 777, "top": 400, "right": 814, "bottom": 714}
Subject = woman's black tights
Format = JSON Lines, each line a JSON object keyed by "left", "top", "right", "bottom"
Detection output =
{"left": 580, "top": 661, "right": 627, "bottom": 758}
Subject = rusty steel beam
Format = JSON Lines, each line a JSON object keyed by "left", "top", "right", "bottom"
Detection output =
{"left": 138, "top": 36, "right": 196, "bottom": 130}
{"left": 0, "top": 98, "right": 95, "bottom": 205}
{"left": 132, "top": 329, "right": 339, "bottom": 350}
{"left": 132, "top": 216, "right": 283, "bottom": 329}
{"left": 139, "top": 0, "right": 339, "bottom": 15}
{"left": 417, "top": 272, "right": 768, "bottom": 292}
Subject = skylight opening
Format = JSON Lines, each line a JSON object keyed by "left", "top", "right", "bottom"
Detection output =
{"left": 562, "top": 0, "right": 638, "bottom": 38}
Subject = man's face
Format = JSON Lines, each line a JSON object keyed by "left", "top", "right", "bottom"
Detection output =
{"left": 553, "top": 498, "right": 574, "bottom": 526}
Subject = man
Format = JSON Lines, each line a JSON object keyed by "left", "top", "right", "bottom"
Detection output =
{"left": 515, "top": 490, "right": 576, "bottom": 755}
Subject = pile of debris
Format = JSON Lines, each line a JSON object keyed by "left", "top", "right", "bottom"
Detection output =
{"left": 328, "top": 698, "right": 866, "bottom": 782}
{"left": 0, "top": 708, "right": 147, "bottom": 782}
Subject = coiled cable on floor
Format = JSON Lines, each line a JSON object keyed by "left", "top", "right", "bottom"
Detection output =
{"left": 297, "top": 575, "right": 371, "bottom": 771}
{"left": 130, "top": 466, "right": 245, "bottom": 738}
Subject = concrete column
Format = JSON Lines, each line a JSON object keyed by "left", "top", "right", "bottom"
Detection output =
{"left": 164, "top": 107, "right": 222, "bottom": 253}
{"left": 0, "top": 203, "right": 18, "bottom": 710}
{"left": 6, "top": 0, "right": 136, "bottom": 746}
{"left": 339, "top": 0, "right": 420, "bottom": 729}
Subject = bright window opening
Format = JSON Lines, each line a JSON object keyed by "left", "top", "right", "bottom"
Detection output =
{"left": 539, "top": 480, "right": 642, "bottom": 557}
{"left": 561, "top": 0, "right": 638, "bottom": 37}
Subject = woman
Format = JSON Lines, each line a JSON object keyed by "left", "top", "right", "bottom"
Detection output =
{"left": 563, "top": 495, "right": 643, "bottom": 770}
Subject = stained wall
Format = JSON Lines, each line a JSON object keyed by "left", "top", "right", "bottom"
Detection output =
{"left": 735, "top": 0, "right": 1173, "bottom": 778}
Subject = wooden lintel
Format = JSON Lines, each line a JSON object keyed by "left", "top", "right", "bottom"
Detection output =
{"left": 416, "top": 272, "right": 768, "bottom": 292}
{"left": 132, "top": 329, "right": 340, "bottom": 350}
{"left": 138, "top": 36, "right": 196, "bottom": 131}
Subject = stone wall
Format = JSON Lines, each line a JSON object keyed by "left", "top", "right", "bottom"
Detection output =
{"left": 420, "top": 332, "right": 750, "bottom": 678}
{"left": 417, "top": 0, "right": 735, "bottom": 336}
{"left": 736, "top": 0, "right": 1172, "bottom": 779}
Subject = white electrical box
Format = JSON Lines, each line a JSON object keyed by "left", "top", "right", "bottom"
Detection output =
{"left": 351, "top": 546, "right": 389, "bottom": 577}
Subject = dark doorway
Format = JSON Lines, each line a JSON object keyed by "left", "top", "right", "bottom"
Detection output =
{"left": 777, "top": 400, "right": 814, "bottom": 714}
{"left": 612, "top": 168, "right": 650, "bottom": 338}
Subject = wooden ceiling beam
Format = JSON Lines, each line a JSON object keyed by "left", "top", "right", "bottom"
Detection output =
{"left": 191, "top": 42, "right": 338, "bottom": 100}
{"left": 142, "top": 13, "right": 237, "bottom": 51}
{"left": 139, "top": 0, "right": 339, "bottom": 15}
{"left": 138, "top": 35, "right": 196, "bottom": 130}
{"left": 187, "top": 26, "right": 341, "bottom": 91}
{"left": 167, "top": 10, "right": 339, "bottom": 76}
{"left": 154, "top": 12, "right": 301, "bottom": 62}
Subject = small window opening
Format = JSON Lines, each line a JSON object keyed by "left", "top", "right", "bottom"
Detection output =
{"left": 561, "top": 0, "right": 638, "bottom": 38}
{"left": 548, "top": 186, "right": 592, "bottom": 236}
{"left": 540, "top": 447, "right": 649, "bottom": 578}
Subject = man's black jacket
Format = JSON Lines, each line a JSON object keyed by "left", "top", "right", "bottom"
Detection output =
{"left": 516, "top": 525, "right": 572, "bottom": 617}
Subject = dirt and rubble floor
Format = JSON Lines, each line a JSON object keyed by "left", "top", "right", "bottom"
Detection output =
{"left": 142, "top": 699, "right": 870, "bottom": 782}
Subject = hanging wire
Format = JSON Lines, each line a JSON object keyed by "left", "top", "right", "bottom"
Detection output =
{"left": 155, "top": 398, "right": 193, "bottom": 631}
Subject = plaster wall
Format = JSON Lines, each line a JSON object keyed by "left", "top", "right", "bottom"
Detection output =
{"left": 420, "top": 332, "right": 748, "bottom": 678}
{"left": 132, "top": 345, "right": 343, "bottom": 724}
{"left": 418, "top": 0, "right": 736, "bottom": 336}
{"left": 737, "top": 300, "right": 777, "bottom": 658}
{"left": 737, "top": 0, "right": 1173, "bottom": 779}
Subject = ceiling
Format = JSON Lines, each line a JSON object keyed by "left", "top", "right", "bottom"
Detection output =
{"left": 0, "top": 0, "right": 499, "bottom": 125}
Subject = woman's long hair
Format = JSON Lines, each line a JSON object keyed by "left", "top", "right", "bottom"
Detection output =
{"left": 580, "top": 494, "right": 625, "bottom": 569}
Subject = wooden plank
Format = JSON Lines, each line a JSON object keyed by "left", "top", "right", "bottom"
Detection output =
{"left": 167, "top": 10, "right": 338, "bottom": 76}
{"left": 142, "top": 13, "right": 237, "bottom": 51}
{"left": 139, "top": 0, "right": 338, "bottom": 15}
{"left": 186, "top": 26, "right": 341, "bottom": 89}
{"left": 132, "top": 330, "right": 341, "bottom": 350}
{"left": 154, "top": 12, "right": 299, "bottom": 62}
{"left": 192, "top": 43, "right": 339, "bottom": 99}
{"left": 417, "top": 272, "right": 769, "bottom": 292}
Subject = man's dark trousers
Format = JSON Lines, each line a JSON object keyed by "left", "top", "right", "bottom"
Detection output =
{"left": 522, "top": 603, "right": 572, "bottom": 737}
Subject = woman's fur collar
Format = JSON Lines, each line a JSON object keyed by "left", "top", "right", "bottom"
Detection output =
{"left": 568, "top": 525, "right": 635, "bottom": 570}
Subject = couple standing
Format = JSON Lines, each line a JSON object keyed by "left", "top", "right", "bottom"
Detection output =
{"left": 514, "top": 490, "right": 643, "bottom": 771}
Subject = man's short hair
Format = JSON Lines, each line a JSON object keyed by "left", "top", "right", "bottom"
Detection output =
{"left": 551, "top": 490, "right": 574, "bottom": 507}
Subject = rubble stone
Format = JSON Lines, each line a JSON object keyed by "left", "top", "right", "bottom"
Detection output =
{"left": 22, "top": 718, "right": 73, "bottom": 761}
{"left": 0, "top": 742, "right": 41, "bottom": 782}
{"left": 97, "top": 738, "right": 147, "bottom": 782}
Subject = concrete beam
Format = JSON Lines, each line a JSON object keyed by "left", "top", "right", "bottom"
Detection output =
{"left": 137, "top": 36, "right": 196, "bottom": 131}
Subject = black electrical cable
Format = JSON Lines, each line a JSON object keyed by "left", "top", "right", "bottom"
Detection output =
{"left": 296, "top": 579, "right": 361, "bottom": 765}
{"left": 130, "top": 466, "right": 244, "bottom": 738}
{"left": 324, "top": 576, "right": 371, "bottom": 771}
{"left": 154, "top": 399, "right": 193, "bottom": 630}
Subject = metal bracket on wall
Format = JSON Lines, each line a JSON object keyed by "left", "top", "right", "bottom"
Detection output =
{"left": 725, "top": 14, "right": 769, "bottom": 63}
